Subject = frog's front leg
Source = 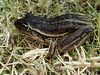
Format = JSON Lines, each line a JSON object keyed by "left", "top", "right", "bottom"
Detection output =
{"left": 57, "top": 25, "right": 94, "bottom": 51}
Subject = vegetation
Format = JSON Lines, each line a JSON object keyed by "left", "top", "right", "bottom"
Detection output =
{"left": 0, "top": 0, "right": 100, "bottom": 74}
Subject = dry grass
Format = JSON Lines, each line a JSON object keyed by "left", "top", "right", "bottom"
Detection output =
{"left": 0, "top": 0, "right": 100, "bottom": 75}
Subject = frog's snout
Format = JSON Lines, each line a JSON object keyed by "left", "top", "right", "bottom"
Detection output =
{"left": 14, "top": 18, "right": 29, "bottom": 30}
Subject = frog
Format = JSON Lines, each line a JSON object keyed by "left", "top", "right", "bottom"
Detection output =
{"left": 14, "top": 13, "right": 95, "bottom": 57}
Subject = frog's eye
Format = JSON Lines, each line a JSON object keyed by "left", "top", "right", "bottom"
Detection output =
{"left": 21, "top": 22, "right": 28, "bottom": 29}
{"left": 23, "top": 23, "right": 27, "bottom": 27}
{"left": 22, "top": 22, "right": 31, "bottom": 31}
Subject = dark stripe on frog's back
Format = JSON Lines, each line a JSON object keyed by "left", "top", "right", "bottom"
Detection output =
{"left": 32, "top": 14, "right": 90, "bottom": 24}
{"left": 29, "top": 14, "right": 92, "bottom": 35}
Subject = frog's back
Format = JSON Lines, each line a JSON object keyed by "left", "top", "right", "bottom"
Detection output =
{"left": 28, "top": 13, "right": 94, "bottom": 36}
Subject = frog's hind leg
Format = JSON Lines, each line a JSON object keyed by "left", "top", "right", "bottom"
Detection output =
{"left": 57, "top": 25, "right": 94, "bottom": 51}
{"left": 46, "top": 40, "right": 57, "bottom": 58}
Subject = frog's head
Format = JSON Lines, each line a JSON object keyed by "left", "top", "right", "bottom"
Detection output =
{"left": 14, "top": 13, "right": 34, "bottom": 32}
